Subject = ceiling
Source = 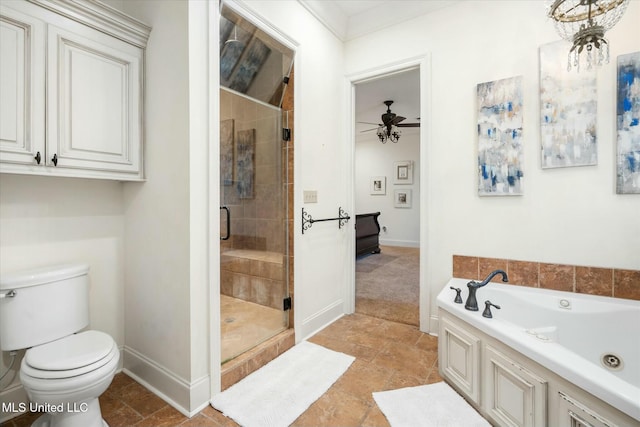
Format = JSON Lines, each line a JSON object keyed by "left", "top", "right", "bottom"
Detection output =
{"left": 297, "top": 0, "right": 460, "bottom": 42}
{"left": 296, "top": 1, "right": 457, "bottom": 140}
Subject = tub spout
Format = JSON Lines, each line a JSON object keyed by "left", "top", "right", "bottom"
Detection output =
{"left": 464, "top": 270, "right": 508, "bottom": 311}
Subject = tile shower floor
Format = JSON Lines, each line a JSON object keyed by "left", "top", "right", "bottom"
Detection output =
{"left": 4, "top": 314, "right": 442, "bottom": 427}
{"left": 221, "top": 295, "right": 286, "bottom": 363}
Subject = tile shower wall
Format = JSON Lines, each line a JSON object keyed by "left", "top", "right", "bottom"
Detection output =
{"left": 453, "top": 255, "right": 640, "bottom": 301}
{"left": 220, "top": 89, "right": 285, "bottom": 254}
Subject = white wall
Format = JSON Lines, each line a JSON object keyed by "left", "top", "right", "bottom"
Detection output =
{"left": 118, "top": 0, "right": 208, "bottom": 414}
{"left": 235, "top": 0, "right": 350, "bottom": 340}
{"left": 0, "top": 175, "right": 125, "bottom": 417}
{"left": 345, "top": 1, "right": 640, "bottom": 325}
{"left": 355, "top": 130, "right": 420, "bottom": 246}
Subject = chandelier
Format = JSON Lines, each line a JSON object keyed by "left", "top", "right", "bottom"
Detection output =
{"left": 547, "top": 0, "right": 629, "bottom": 71}
{"left": 377, "top": 124, "right": 401, "bottom": 143}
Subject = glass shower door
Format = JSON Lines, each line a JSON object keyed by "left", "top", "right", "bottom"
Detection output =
{"left": 219, "top": 89, "right": 289, "bottom": 364}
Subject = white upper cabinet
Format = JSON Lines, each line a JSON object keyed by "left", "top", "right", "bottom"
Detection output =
{"left": 0, "top": 0, "right": 150, "bottom": 181}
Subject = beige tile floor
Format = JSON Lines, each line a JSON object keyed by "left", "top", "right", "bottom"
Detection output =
{"left": 221, "top": 295, "right": 287, "bottom": 363}
{"left": 4, "top": 313, "right": 443, "bottom": 427}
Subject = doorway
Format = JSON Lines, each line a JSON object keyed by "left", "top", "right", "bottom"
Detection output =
{"left": 347, "top": 57, "right": 432, "bottom": 332}
{"left": 353, "top": 68, "right": 421, "bottom": 326}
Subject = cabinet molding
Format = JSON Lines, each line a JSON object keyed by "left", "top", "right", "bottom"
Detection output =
{"left": 28, "top": 0, "right": 151, "bottom": 47}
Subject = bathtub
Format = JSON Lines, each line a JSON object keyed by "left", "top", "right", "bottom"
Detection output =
{"left": 437, "top": 278, "right": 640, "bottom": 422}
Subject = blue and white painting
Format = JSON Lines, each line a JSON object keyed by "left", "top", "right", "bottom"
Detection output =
{"left": 540, "top": 41, "right": 597, "bottom": 168}
{"left": 477, "top": 76, "right": 524, "bottom": 196}
{"left": 617, "top": 51, "right": 640, "bottom": 194}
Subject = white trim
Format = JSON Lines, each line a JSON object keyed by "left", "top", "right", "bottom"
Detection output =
{"left": 208, "top": 0, "right": 222, "bottom": 400}
{"left": 298, "top": 300, "right": 344, "bottom": 342}
{"left": 379, "top": 238, "right": 420, "bottom": 248}
{"left": 28, "top": 0, "right": 151, "bottom": 48}
{"left": 123, "top": 346, "right": 210, "bottom": 417}
{"left": 346, "top": 54, "right": 433, "bottom": 333}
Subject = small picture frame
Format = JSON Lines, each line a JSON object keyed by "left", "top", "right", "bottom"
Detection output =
{"left": 370, "top": 176, "right": 386, "bottom": 195}
{"left": 394, "top": 189, "right": 412, "bottom": 208}
{"left": 394, "top": 161, "right": 413, "bottom": 184}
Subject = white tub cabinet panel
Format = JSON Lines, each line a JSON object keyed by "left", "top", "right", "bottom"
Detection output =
{"left": 483, "top": 344, "right": 547, "bottom": 427}
{"left": 440, "top": 316, "right": 481, "bottom": 404}
{"left": 556, "top": 392, "right": 618, "bottom": 427}
{"left": 0, "top": 4, "right": 45, "bottom": 166}
{"left": 438, "top": 309, "right": 640, "bottom": 427}
{"left": 0, "top": 0, "right": 149, "bottom": 181}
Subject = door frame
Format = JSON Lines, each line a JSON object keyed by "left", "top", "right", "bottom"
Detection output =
{"left": 344, "top": 54, "right": 434, "bottom": 333}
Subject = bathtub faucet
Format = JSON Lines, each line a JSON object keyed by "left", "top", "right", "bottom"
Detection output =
{"left": 464, "top": 269, "right": 508, "bottom": 311}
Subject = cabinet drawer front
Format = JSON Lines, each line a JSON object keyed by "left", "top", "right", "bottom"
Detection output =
{"left": 0, "top": 5, "right": 45, "bottom": 165}
{"left": 47, "top": 23, "right": 143, "bottom": 175}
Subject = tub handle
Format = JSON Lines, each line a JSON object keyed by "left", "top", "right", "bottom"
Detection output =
{"left": 0, "top": 290, "right": 16, "bottom": 299}
{"left": 449, "top": 287, "right": 463, "bottom": 304}
{"left": 482, "top": 300, "right": 500, "bottom": 318}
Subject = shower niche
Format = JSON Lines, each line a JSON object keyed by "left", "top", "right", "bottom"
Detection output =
{"left": 218, "top": 3, "right": 294, "bottom": 368}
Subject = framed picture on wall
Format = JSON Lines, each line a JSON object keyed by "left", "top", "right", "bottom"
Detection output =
{"left": 370, "top": 176, "right": 386, "bottom": 195}
{"left": 394, "top": 161, "right": 413, "bottom": 184}
{"left": 394, "top": 189, "right": 412, "bottom": 208}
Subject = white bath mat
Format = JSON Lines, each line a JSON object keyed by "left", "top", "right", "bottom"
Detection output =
{"left": 373, "top": 382, "right": 491, "bottom": 427}
{"left": 211, "top": 341, "right": 354, "bottom": 427}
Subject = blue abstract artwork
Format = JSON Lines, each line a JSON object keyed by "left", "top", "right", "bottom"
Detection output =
{"left": 617, "top": 51, "right": 640, "bottom": 194}
{"left": 477, "top": 76, "right": 524, "bottom": 196}
{"left": 540, "top": 41, "right": 597, "bottom": 168}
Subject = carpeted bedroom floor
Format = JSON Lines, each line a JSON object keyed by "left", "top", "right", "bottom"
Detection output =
{"left": 356, "top": 245, "right": 419, "bottom": 326}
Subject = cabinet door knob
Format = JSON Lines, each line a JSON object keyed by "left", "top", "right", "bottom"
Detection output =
{"left": 51, "top": 154, "right": 58, "bottom": 166}
{"left": 34, "top": 151, "right": 42, "bottom": 164}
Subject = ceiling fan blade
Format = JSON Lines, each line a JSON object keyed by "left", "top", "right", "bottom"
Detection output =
{"left": 357, "top": 121, "right": 381, "bottom": 126}
{"left": 391, "top": 116, "right": 406, "bottom": 125}
{"left": 360, "top": 128, "right": 378, "bottom": 133}
{"left": 397, "top": 123, "right": 420, "bottom": 128}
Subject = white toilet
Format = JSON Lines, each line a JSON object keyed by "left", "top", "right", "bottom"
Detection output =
{"left": 0, "top": 264, "right": 119, "bottom": 427}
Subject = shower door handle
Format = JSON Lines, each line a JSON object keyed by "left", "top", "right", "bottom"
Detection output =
{"left": 220, "top": 206, "right": 230, "bottom": 240}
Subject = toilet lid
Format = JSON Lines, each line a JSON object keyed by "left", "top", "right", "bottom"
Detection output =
{"left": 26, "top": 330, "right": 114, "bottom": 371}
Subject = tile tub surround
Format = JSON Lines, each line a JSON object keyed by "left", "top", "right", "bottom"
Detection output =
{"left": 452, "top": 255, "right": 640, "bottom": 300}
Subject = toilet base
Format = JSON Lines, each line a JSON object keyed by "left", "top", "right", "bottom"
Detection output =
{"left": 30, "top": 399, "right": 108, "bottom": 427}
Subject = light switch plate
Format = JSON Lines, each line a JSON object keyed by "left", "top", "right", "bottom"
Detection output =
{"left": 303, "top": 190, "right": 318, "bottom": 203}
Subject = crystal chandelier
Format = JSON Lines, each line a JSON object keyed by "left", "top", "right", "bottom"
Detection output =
{"left": 548, "top": 0, "right": 629, "bottom": 71}
{"left": 377, "top": 124, "right": 401, "bottom": 143}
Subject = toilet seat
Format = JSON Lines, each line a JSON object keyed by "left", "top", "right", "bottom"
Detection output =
{"left": 23, "top": 331, "right": 117, "bottom": 380}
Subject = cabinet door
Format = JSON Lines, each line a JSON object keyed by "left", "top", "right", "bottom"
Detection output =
{"left": 0, "top": 4, "right": 45, "bottom": 166}
{"left": 439, "top": 315, "right": 481, "bottom": 404}
{"left": 47, "top": 23, "right": 143, "bottom": 178}
{"left": 483, "top": 345, "right": 547, "bottom": 427}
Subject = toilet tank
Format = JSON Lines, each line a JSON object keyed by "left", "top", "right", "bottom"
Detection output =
{"left": 0, "top": 264, "right": 90, "bottom": 351}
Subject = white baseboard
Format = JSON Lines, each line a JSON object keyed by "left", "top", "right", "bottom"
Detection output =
{"left": 123, "top": 346, "right": 209, "bottom": 417}
{"left": 429, "top": 314, "right": 439, "bottom": 336}
{"left": 298, "top": 300, "right": 345, "bottom": 342}
{"left": 379, "top": 238, "right": 419, "bottom": 248}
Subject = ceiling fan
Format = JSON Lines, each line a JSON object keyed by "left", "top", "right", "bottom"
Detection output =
{"left": 359, "top": 100, "right": 420, "bottom": 143}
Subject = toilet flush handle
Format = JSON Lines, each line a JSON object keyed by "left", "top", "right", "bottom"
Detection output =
{"left": 0, "top": 290, "right": 16, "bottom": 299}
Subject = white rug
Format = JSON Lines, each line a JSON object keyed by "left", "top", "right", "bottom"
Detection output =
{"left": 211, "top": 341, "right": 354, "bottom": 427}
{"left": 373, "top": 382, "right": 491, "bottom": 427}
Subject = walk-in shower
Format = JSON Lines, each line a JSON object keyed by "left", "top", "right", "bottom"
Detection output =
{"left": 219, "top": 3, "right": 294, "bottom": 364}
